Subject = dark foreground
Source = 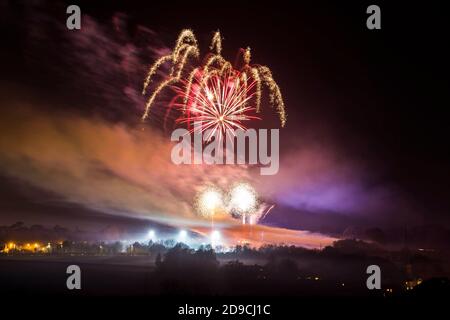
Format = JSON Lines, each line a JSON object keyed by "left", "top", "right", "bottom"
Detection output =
{"left": 1, "top": 255, "right": 448, "bottom": 318}
{"left": 1, "top": 255, "right": 449, "bottom": 296}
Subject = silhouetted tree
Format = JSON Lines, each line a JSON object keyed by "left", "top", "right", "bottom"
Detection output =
{"left": 155, "top": 253, "right": 162, "bottom": 268}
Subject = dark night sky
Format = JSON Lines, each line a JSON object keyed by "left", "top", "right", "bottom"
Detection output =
{"left": 0, "top": 0, "right": 449, "bottom": 234}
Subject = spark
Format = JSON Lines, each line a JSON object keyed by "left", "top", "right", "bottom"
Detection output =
{"left": 210, "top": 230, "right": 221, "bottom": 247}
{"left": 176, "top": 70, "right": 259, "bottom": 141}
{"left": 148, "top": 230, "right": 156, "bottom": 240}
{"left": 259, "top": 204, "right": 275, "bottom": 221}
{"left": 142, "top": 55, "right": 171, "bottom": 94}
{"left": 210, "top": 31, "right": 222, "bottom": 54}
{"left": 141, "top": 29, "right": 199, "bottom": 120}
{"left": 141, "top": 30, "right": 287, "bottom": 128}
{"left": 194, "top": 183, "right": 268, "bottom": 226}
{"left": 228, "top": 182, "right": 258, "bottom": 216}
{"left": 250, "top": 67, "right": 262, "bottom": 113}
{"left": 178, "top": 230, "right": 188, "bottom": 242}
{"left": 195, "top": 186, "right": 224, "bottom": 218}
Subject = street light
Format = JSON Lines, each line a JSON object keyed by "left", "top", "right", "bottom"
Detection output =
{"left": 211, "top": 230, "right": 221, "bottom": 247}
{"left": 178, "top": 230, "right": 187, "bottom": 243}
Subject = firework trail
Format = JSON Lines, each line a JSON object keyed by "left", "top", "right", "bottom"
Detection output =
{"left": 259, "top": 204, "right": 275, "bottom": 221}
{"left": 141, "top": 29, "right": 287, "bottom": 131}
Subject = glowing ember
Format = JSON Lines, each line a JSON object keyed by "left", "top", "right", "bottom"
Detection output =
{"left": 228, "top": 183, "right": 258, "bottom": 217}
{"left": 195, "top": 186, "right": 224, "bottom": 218}
{"left": 177, "top": 70, "right": 259, "bottom": 141}
{"left": 141, "top": 29, "right": 287, "bottom": 129}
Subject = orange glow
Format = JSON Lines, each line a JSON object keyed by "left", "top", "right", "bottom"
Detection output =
{"left": 191, "top": 224, "right": 337, "bottom": 249}
{"left": 1, "top": 241, "right": 46, "bottom": 253}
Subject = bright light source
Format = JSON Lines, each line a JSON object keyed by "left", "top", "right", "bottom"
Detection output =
{"left": 202, "top": 190, "right": 222, "bottom": 211}
{"left": 178, "top": 230, "right": 188, "bottom": 242}
{"left": 196, "top": 187, "right": 224, "bottom": 217}
{"left": 210, "top": 230, "right": 221, "bottom": 247}
{"left": 148, "top": 230, "right": 156, "bottom": 240}
{"left": 229, "top": 183, "right": 257, "bottom": 214}
{"left": 211, "top": 230, "right": 221, "bottom": 241}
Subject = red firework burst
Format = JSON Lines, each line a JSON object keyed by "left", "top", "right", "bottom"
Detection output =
{"left": 173, "top": 69, "right": 260, "bottom": 141}
{"left": 142, "top": 30, "right": 286, "bottom": 129}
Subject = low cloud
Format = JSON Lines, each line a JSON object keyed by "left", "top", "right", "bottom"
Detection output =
{"left": 0, "top": 104, "right": 251, "bottom": 228}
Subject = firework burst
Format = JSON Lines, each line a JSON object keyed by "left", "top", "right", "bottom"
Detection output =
{"left": 195, "top": 183, "right": 264, "bottom": 225}
{"left": 175, "top": 69, "right": 260, "bottom": 141}
{"left": 141, "top": 29, "right": 287, "bottom": 131}
{"left": 227, "top": 182, "right": 258, "bottom": 224}
{"left": 195, "top": 186, "right": 225, "bottom": 218}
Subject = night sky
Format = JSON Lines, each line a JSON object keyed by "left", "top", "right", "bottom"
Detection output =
{"left": 0, "top": 0, "right": 448, "bottom": 241}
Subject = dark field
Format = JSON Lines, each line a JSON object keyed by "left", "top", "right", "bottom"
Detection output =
{"left": 0, "top": 256, "right": 156, "bottom": 295}
{"left": 1, "top": 248, "right": 448, "bottom": 297}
